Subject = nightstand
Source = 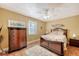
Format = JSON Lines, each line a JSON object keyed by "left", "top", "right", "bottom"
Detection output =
{"left": 70, "top": 38, "right": 79, "bottom": 47}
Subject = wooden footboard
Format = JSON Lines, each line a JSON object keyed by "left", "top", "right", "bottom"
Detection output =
{"left": 40, "top": 37, "right": 64, "bottom": 56}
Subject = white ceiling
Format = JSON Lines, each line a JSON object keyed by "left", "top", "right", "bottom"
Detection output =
{"left": 0, "top": 3, "right": 79, "bottom": 22}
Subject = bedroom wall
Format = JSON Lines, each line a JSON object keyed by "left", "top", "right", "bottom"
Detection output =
{"left": 46, "top": 15, "right": 79, "bottom": 39}
{"left": 0, "top": 8, "right": 46, "bottom": 49}
{"left": 0, "top": 8, "right": 28, "bottom": 49}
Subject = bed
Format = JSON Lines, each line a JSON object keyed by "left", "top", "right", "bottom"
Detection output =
{"left": 40, "top": 28, "right": 68, "bottom": 56}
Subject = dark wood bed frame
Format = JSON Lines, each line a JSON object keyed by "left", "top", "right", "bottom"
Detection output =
{"left": 40, "top": 28, "right": 68, "bottom": 56}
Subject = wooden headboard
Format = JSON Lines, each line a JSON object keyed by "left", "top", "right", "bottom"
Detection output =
{"left": 51, "top": 28, "right": 68, "bottom": 39}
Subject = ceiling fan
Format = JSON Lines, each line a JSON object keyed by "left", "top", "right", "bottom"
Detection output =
{"left": 38, "top": 8, "right": 56, "bottom": 20}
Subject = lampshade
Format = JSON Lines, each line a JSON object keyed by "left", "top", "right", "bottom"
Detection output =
{"left": 72, "top": 33, "right": 76, "bottom": 38}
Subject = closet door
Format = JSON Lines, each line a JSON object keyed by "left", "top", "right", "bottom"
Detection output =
{"left": 19, "top": 29, "right": 27, "bottom": 48}
{"left": 9, "top": 28, "right": 20, "bottom": 52}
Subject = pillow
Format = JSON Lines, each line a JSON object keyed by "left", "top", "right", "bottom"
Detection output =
{"left": 51, "top": 31, "right": 58, "bottom": 35}
{"left": 57, "top": 31, "right": 64, "bottom": 35}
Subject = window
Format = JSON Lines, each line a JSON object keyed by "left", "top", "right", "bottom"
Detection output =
{"left": 28, "top": 20, "right": 37, "bottom": 35}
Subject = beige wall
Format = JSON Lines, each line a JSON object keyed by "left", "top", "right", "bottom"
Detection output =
{"left": 0, "top": 8, "right": 46, "bottom": 49}
{"left": 0, "top": 8, "right": 28, "bottom": 49}
{"left": 46, "top": 15, "right": 79, "bottom": 39}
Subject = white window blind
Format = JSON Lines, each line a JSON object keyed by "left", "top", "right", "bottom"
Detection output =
{"left": 28, "top": 20, "right": 37, "bottom": 35}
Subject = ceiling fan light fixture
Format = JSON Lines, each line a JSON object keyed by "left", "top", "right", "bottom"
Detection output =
{"left": 43, "top": 15, "right": 50, "bottom": 19}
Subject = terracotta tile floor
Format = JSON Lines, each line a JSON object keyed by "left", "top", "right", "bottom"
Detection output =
{"left": 0, "top": 40, "right": 79, "bottom": 56}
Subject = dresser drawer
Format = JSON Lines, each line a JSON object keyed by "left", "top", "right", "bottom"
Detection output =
{"left": 70, "top": 39, "right": 79, "bottom": 47}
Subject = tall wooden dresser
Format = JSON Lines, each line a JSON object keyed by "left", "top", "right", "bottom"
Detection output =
{"left": 8, "top": 27, "right": 27, "bottom": 53}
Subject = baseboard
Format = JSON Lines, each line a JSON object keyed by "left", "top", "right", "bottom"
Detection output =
{"left": 27, "top": 39, "right": 40, "bottom": 45}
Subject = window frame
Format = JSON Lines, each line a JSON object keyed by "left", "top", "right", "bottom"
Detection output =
{"left": 28, "top": 20, "right": 37, "bottom": 35}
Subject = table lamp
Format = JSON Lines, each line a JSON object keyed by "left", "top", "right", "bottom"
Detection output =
{"left": 72, "top": 33, "right": 76, "bottom": 39}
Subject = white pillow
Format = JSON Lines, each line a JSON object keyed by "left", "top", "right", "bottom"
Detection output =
{"left": 58, "top": 31, "right": 64, "bottom": 35}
